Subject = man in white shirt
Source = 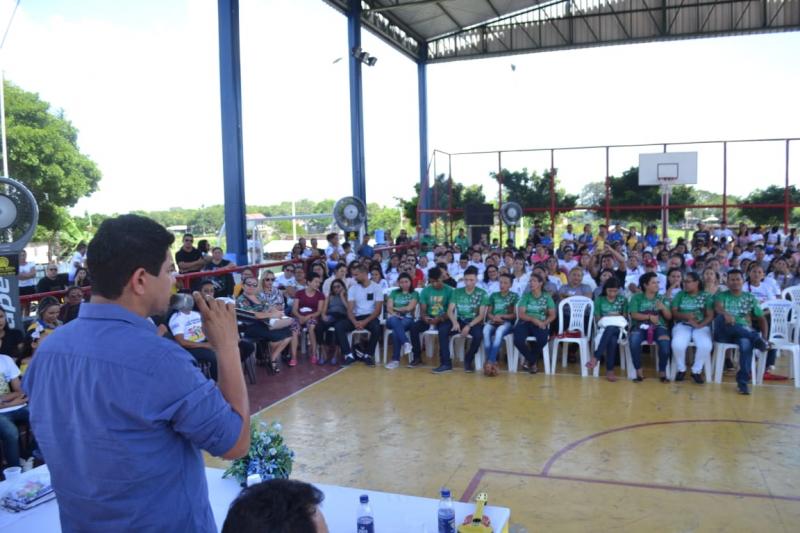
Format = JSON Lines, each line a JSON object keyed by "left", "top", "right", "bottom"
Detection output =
{"left": 561, "top": 224, "right": 576, "bottom": 246}
{"left": 324, "top": 233, "right": 345, "bottom": 271}
{"left": 335, "top": 265, "right": 383, "bottom": 366}
{"left": 713, "top": 221, "right": 733, "bottom": 243}
{"left": 68, "top": 242, "right": 87, "bottom": 282}
{"left": 298, "top": 237, "right": 311, "bottom": 258}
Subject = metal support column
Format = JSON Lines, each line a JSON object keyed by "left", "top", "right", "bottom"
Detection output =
{"left": 605, "top": 146, "right": 611, "bottom": 227}
{"left": 218, "top": 0, "right": 247, "bottom": 265}
{"left": 785, "top": 139, "right": 791, "bottom": 232}
{"left": 722, "top": 141, "right": 728, "bottom": 224}
{"left": 348, "top": 1, "right": 367, "bottom": 211}
{"left": 418, "top": 55, "right": 430, "bottom": 230}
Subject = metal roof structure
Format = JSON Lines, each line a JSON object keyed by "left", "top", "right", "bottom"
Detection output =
{"left": 215, "top": 0, "right": 798, "bottom": 263}
{"left": 324, "top": 0, "right": 800, "bottom": 62}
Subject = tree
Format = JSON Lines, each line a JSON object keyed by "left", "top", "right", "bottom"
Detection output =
{"left": 5, "top": 81, "right": 101, "bottom": 231}
{"left": 400, "top": 174, "right": 486, "bottom": 225}
{"left": 740, "top": 185, "right": 800, "bottom": 226}
{"left": 491, "top": 168, "right": 578, "bottom": 226}
{"left": 605, "top": 167, "right": 696, "bottom": 224}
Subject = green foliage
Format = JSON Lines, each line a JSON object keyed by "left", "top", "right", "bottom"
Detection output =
{"left": 400, "top": 174, "right": 486, "bottom": 224}
{"left": 5, "top": 81, "right": 101, "bottom": 231}
{"left": 493, "top": 168, "right": 578, "bottom": 209}
{"left": 741, "top": 185, "right": 800, "bottom": 226}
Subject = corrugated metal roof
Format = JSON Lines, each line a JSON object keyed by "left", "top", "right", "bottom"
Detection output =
{"left": 367, "top": 0, "right": 546, "bottom": 40}
{"left": 322, "top": 0, "right": 800, "bottom": 61}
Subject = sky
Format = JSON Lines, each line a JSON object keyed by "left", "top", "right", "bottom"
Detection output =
{"left": 0, "top": 0, "right": 798, "bottom": 216}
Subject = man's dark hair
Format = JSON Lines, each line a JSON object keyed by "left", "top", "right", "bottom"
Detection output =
{"left": 88, "top": 215, "right": 175, "bottom": 299}
{"left": 727, "top": 268, "right": 744, "bottom": 279}
{"left": 222, "top": 479, "right": 324, "bottom": 533}
{"left": 464, "top": 265, "right": 479, "bottom": 277}
{"left": 428, "top": 266, "right": 442, "bottom": 281}
{"left": 183, "top": 233, "right": 194, "bottom": 240}
{"left": 306, "top": 272, "right": 320, "bottom": 283}
{"left": 199, "top": 279, "right": 215, "bottom": 290}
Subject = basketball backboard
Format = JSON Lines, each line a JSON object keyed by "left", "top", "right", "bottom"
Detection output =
{"left": 638, "top": 152, "right": 698, "bottom": 186}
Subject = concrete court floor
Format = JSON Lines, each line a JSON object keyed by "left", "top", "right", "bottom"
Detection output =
{"left": 209, "top": 356, "right": 800, "bottom": 532}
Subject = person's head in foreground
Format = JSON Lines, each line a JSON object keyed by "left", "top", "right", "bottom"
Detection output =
{"left": 222, "top": 479, "right": 328, "bottom": 533}
{"left": 88, "top": 214, "right": 175, "bottom": 316}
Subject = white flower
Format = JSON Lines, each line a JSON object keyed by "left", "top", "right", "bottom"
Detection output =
{"left": 274, "top": 423, "right": 282, "bottom": 432}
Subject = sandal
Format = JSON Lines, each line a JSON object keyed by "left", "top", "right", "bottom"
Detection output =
{"left": 606, "top": 371, "right": 618, "bottom": 382}
{"left": 288, "top": 358, "right": 297, "bottom": 367}
{"left": 586, "top": 358, "right": 598, "bottom": 370}
{"left": 269, "top": 360, "right": 280, "bottom": 374}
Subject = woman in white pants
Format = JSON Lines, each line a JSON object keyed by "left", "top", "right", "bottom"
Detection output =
{"left": 670, "top": 271, "right": 714, "bottom": 384}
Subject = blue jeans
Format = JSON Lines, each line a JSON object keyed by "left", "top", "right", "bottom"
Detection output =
{"left": 513, "top": 321, "right": 549, "bottom": 365}
{"left": 594, "top": 326, "right": 621, "bottom": 371}
{"left": 410, "top": 319, "right": 452, "bottom": 365}
{"left": 386, "top": 315, "right": 415, "bottom": 361}
{"left": 0, "top": 407, "right": 30, "bottom": 467}
{"left": 714, "top": 315, "right": 768, "bottom": 386}
{"left": 628, "top": 325, "right": 671, "bottom": 371}
{"left": 483, "top": 321, "right": 513, "bottom": 363}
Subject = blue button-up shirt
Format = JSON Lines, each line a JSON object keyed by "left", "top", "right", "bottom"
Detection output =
{"left": 23, "top": 303, "right": 242, "bottom": 533}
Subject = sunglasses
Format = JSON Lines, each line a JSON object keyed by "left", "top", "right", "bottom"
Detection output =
{"left": 244, "top": 282, "right": 258, "bottom": 287}
{"left": 264, "top": 277, "right": 275, "bottom": 282}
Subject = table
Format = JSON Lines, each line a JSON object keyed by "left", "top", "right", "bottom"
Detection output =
{"left": 1, "top": 466, "right": 511, "bottom": 532}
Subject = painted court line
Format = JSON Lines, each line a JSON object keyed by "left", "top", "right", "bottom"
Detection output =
{"left": 251, "top": 368, "right": 345, "bottom": 418}
{"left": 461, "top": 419, "right": 800, "bottom": 504}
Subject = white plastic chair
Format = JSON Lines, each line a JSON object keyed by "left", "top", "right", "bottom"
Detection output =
{"left": 711, "top": 321, "right": 759, "bottom": 385}
{"left": 780, "top": 286, "right": 800, "bottom": 343}
{"left": 550, "top": 296, "right": 594, "bottom": 377}
{"left": 763, "top": 300, "right": 799, "bottom": 387}
{"left": 448, "top": 332, "right": 486, "bottom": 370}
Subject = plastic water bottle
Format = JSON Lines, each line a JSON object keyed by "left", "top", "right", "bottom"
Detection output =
{"left": 357, "top": 494, "right": 374, "bottom": 533}
{"left": 437, "top": 488, "right": 455, "bottom": 533}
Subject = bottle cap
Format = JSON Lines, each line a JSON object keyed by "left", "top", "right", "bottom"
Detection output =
{"left": 360, "top": 494, "right": 369, "bottom": 503}
{"left": 441, "top": 488, "right": 451, "bottom": 498}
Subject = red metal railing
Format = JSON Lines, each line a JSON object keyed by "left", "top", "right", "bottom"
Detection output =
{"left": 419, "top": 137, "right": 798, "bottom": 240}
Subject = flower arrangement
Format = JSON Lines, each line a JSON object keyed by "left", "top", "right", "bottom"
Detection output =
{"left": 223, "top": 421, "right": 294, "bottom": 485}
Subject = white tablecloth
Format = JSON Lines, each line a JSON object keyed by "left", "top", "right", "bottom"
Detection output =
{"left": 1, "top": 466, "right": 510, "bottom": 532}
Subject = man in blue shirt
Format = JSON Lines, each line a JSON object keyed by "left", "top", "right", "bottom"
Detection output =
{"left": 24, "top": 215, "right": 250, "bottom": 532}
{"left": 357, "top": 232, "right": 374, "bottom": 259}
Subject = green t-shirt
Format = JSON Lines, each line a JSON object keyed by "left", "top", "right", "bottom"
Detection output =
{"left": 489, "top": 291, "right": 519, "bottom": 317}
{"left": 450, "top": 287, "right": 489, "bottom": 321}
{"left": 517, "top": 292, "right": 555, "bottom": 321}
{"left": 420, "top": 285, "right": 453, "bottom": 318}
{"left": 594, "top": 294, "right": 627, "bottom": 318}
{"left": 389, "top": 290, "right": 419, "bottom": 317}
{"left": 629, "top": 292, "right": 668, "bottom": 327}
{"left": 714, "top": 291, "right": 763, "bottom": 326}
{"left": 454, "top": 235, "right": 470, "bottom": 251}
{"left": 671, "top": 291, "right": 712, "bottom": 322}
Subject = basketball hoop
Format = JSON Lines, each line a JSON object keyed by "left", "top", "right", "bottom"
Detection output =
{"left": 658, "top": 176, "right": 678, "bottom": 195}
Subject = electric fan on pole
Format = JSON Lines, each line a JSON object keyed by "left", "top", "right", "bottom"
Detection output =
{"left": 499, "top": 201, "right": 523, "bottom": 245}
{"left": 332, "top": 196, "right": 367, "bottom": 244}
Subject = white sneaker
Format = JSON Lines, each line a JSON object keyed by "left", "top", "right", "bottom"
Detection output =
{"left": 385, "top": 361, "right": 400, "bottom": 370}
{"left": 402, "top": 342, "right": 413, "bottom": 356}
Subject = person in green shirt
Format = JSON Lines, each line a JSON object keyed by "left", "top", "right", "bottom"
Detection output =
{"left": 481, "top": 273, "right": 518, "bottom": 376}
{"left": 512, "top": 273, "right": 556, "bottom": 374}
{"left": 628, "top": 272, "right": 673, "bottom": 382}
{"left": 587, "top": 277, "right": 627, "bottom": 382}
{"left": 446, "top": 266, "right": 489, "bottom": 373}
{"left": 454, "top": 229, "right": 470, "bottom": 253}
{"left": 384, "top": 273, "right": 419, "bottom": 369}
{"left": 408, "top": 267, "right": 453, "bottom": 369}
{"left": 670, "top": 271, "right": 714, "bottom": 384}
{"left": 712, "top": 269, "right": 768, "bottom": 395}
